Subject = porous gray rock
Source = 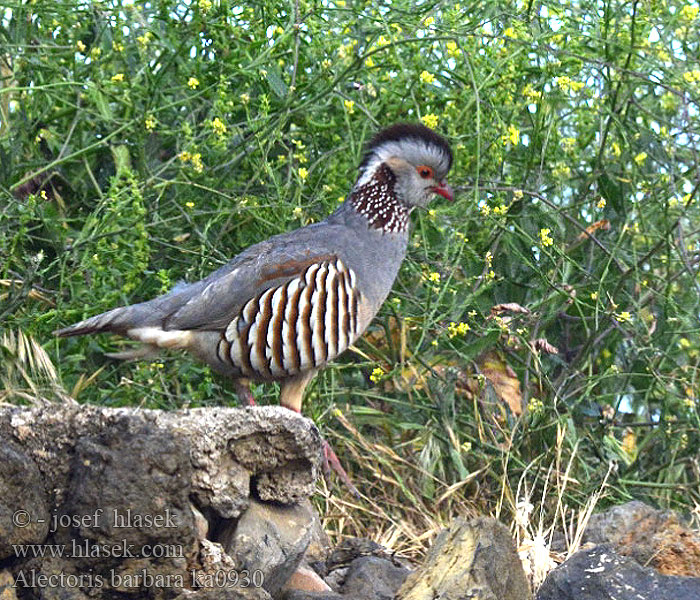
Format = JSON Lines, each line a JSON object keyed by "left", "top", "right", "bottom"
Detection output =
{"left": 0, "top": 441, "right": 50, "bottom": 560}
{"left": 0, "top": 404, "right": 322, "bottom": 599}
{"left": 397, "top": 517, "right": 531, "bottom": 600}
{"left": 536, "top": 544, "right": 700, "bottom": 600}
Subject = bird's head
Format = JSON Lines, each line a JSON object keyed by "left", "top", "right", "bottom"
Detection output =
{"left": 355, "top": 123, "right": 453, "bottom": 209}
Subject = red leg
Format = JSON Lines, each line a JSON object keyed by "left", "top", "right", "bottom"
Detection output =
{"left": 234, "top": 380, "right": 256, "bottom": 406}
{"left": 278, "top": 373, "right": 360, "bottom": 496}
{"left": 322, "top": 438, "right": 361, "bottom": 498}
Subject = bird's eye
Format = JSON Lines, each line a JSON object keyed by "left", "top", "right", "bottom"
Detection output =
{"left": 416, "top": 165, "right": 434, "bottom": 179}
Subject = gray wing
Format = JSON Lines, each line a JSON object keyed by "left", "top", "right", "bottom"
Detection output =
{"left": 162, "top": 223, "right": 344, "bottom": 331}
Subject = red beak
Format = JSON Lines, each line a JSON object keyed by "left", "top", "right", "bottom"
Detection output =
{"left": 432, "top": 181, "right": 454, "bottom": 201}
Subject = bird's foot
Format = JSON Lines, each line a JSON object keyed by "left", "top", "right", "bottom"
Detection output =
{"left": 322, "top": 438, "right": 360, "bottom": 499}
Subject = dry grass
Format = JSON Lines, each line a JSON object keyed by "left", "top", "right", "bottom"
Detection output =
{"left": 0, "top": 329, "right": 73, "bottom": 405}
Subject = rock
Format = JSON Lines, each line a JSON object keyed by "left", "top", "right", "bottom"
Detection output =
{"left": 580, "top": 500, "right": 700, "bottom": 576}
{"left": 0, "top": 569, "right": 19, "bottom": 600}
{"left": 224, "top": 498, "right": 314, "bottom": 597}
{"left": 536, "top": 544, "right": 700, "bottom": 600}
{"left": 0, "top": 441, "right": 50, "bottom": 560}
{"left": 282, "top": 565, "right": 333, "bottom": 594}
{"left": 298, "top": 500, "right": 331, "bottom": 566}
{"left": 14, "top": 556, "right": 94, "bottom": 600}
{"left": 57, "top": 424, "right": 196, "bottom": 594}
{"left": 398, "top": 517, "right": 531, "bottom": 600}
{"left": 341, "top": 556, "right": 411, "bottom": 600}
{"left": 0, "top": 404, "right": 322, "bottom": 600}
{"left": 0, "top": 405, "right": 321, "bottom": 515}
{"left": 283, "top": 592, "right": 343, "bottom": 600}
{"left": 174, "top": 587, "right": 271, "bottom": 599}
{"left": 325, "top": 538, "right": 388, "bottom": 572}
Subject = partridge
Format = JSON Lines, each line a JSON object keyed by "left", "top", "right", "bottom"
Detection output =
{"left": 57, "top": 123, "right": 453, "bottom": 484}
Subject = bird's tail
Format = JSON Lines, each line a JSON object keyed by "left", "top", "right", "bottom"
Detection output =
{"left": 54, "top": 304, "right": 147, "bottom": 338}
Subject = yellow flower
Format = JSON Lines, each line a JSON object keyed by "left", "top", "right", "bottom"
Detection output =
{"left": 111, "top": 73, "right": 125, "bottom": 83}
{"left": 552, "top": 164, "right": 570, "bottom": 178}
{"left": 561, "top": 137, "right": 576, "bottom": 152}
{"left": 503, "top": 27, "right": 516, "bottom": 38}
{"left": 369, "top": 367, "right": 383, "bottom": 383}
{"left": 528, "top": 397, "right": 544, "bottom": 413}
{"left": 590, "top": 292, "right": 598, "bottom": 300}
{"left": 190, "top": 153, "right": 203, "bottom": 172}
{"left": 539, "top": 228, "right": 554, "bottom": 248}
{"left": 634, "top": 151, "right": 647, "bottom": 165}
{"left": 420, "top": 70, "right": 435, "bottom": 84}
{"left": 292, "top": 206, "right": 303, "bottom": 217}
{"left": 503, "top": 124, "right": 519, "bottom": 145}
{"left": 683, "top": 69, "right": 700, "bottom": 84}
{"left": 597, "top": 198, "right": 606, "bottom": 209}
{"left": 679, "top": 338, "right": 691, "bottom": 349}
{"left": 90, "top": 47, "right": 101, "bottom": 59}
{"left": 144, "top": 114, "right": 157, "bottom": 131}
{"left": 211, "top": 117, "right": 227, "bottom": 137}
{"left": 365, "top": 56, "right": 375, "bottom": 68}
{"left": 523, "top": 85, "right": 541, "bottom": 101}
{"left": 616, "top": 311, "right": 632, "bottom": 323}
{"left": 137, "top": 32, "right": 153, "bottom": 47}
{"left": 421, "top": 113, "right": 439, "bottom": 128}
{"left": 661, "top": 92, "right": 677, "bottom": 112}
{"left": 198, "top": 0, "right": 213, "bottom": 13}
{"left": 513, "top": 189, "right": 524, "bottom": 200}
{"left": 681, "top": 6, "right": 699, "bottom": 20}
{"left": 611, "top": 142, "right": 621, "bottom": 156}
{"left": 179, "top": 151, "right": 192, "bottom": 163}
{"left": 447, "top": 321, "right": 470, "bottom": 338}
{"left": 376, "top": 35, "right": 390, "bottom": 47}
{"left": 76, "top": 40, "right": 86, "bottom": 53}
{"left": 343, "top": 99, "right": 355, "bottom": 114}
{"left": 240, "top": 93, "right": 250, "bottom": 104}
{"left": 185, "top": 201, "right": 195, "bottom": 208}
{"left": 188, "top": 77, "right": 200, "bottom": 89}
{"left": 427, "top": 271, "right": 440, "bottom": 283}
{"left": 446, "top": 40, "right": 461, "bottom": 57}
{"left": 297, "top": 167, "right": 308, "bottom": 181}
{"left": 112, "top": 41, "right": 124, "bottom": 52}
{"left": 554, "top": 76, "right": 584, "bottom": 93}
{"left": 424, "top": 16, "right": 435, "bottom": 27}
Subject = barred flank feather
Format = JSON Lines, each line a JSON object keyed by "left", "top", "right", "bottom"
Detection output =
{"left": 221, "top": 258, "right": 360, "bottom": 378}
